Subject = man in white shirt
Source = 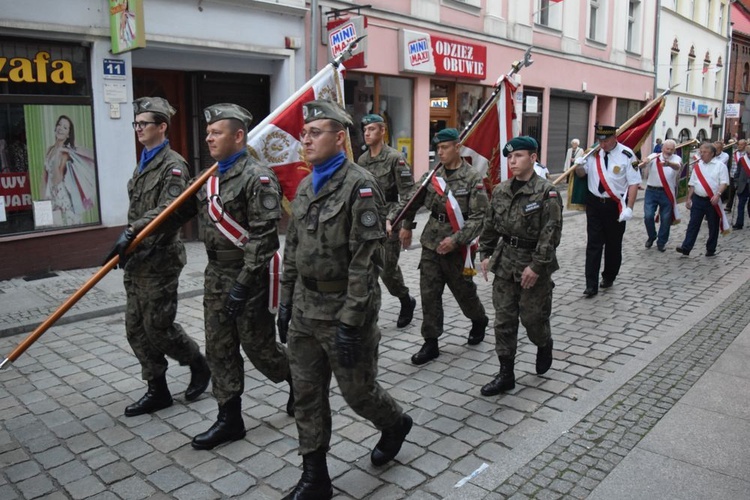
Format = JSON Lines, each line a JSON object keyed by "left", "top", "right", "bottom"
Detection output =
{"left": 676, "top": 142, "right": 730, "bottom": 257}
{"left": 574, "top": 125, "right": 641, "bottom": 297}
{"left": 643, "top": 139, "right": 681, "bottom": 252}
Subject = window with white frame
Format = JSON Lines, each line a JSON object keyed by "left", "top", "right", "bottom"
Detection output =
{"left": 718, "top": 2, "right": 726, "bottom": 34}
{"left": 682, "top": 0, "right": 695, "bottom": 18}
{"left": 588, "top": 0, "right": 605, "bottom": 42}
{"left": 627, "top": 0, "right": 641, "bottom": 53}
{"left": 536, "top": 0, "right": 563, "bottom": 30}
{"left": 686, "top": 57, "right": 693, "bottom": 93}
{"left": 670, "top": 51, "right": 678, "bottom": 87}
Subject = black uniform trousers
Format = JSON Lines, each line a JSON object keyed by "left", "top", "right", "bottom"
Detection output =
{"left": 585, "top": 192, "right": 626, "bottom": 291}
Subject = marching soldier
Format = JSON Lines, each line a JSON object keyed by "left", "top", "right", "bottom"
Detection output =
{"left": 478, "top": 136, "right": 562, "bottom": 396}
{"left": 387, "top": 128, "right": 489, "bottom": 365}
{"left": 277, "top": 100, "right": 412, "bottom": 500}
{"left": 357, "top": 114, "right": 417, "bottom": 327}
{"left": 105, "top": 97, "right": 210, "bottom": 418}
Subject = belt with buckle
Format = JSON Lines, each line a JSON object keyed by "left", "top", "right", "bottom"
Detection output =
{"left": 300, "top": 276, "right": 348, "bottom": 293}
{"left": 647, "top": 185, "right": 664, "bottom": 191}
{"left": 206, "top": 249, "right": 244, "bottom": 261}
{"left": 500, "top": 233, "right": 537, "bottom": 250}
{"left": 431, "top": 211, "right": 450, "bottom": 223}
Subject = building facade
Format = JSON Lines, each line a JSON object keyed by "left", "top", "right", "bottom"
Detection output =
{"left": 0, "top": 0, "right": 307, "bottom": 280}
{"left": 727, "top": 0, "right": 750, "bottom": 140}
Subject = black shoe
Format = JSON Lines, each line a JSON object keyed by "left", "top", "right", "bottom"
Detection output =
{"left": 583, "top": 287, "right": 598, "bottom": 298}
{"left": 124, "top": 375, "right": 173, "bottom": 417}
{"left": 185, "top": 354, "right": 211, "bottom": 402}
{"left": 370, "top": 414, "right": 413, "bottom": 466}
{"left": 657, "top": 246, "right": 666, "bottom": 252}
{"left": 396, "top": 295, "right": 417, "bottom": 328}
{"left": 286, "top": 379, "right": 295, "bottom": 417}
{"left": 705, "top": 250, "right": 716, "bottom": 257}
{"left": 600, "top": 279, "right": 614, "bottom": 289}
{"left": 536, "top": 340, "right": 553, "bottom": 375}
{"left": 481, "top": 358, "right": 515, "bottom": 396}
{"left": 645, "top": 237, "right": 655, "bottom": 248}
{"left": 733, "top": 225, "right": 743, "bottom": 230}
{"left": 282, "top": 450, "right": 333, "bottom": 500}
{"left": 411, "top": 340, "right": 439, "bottom": 365}
{"left": 191, "top": 396, "right": 246, "bottom": 450}
{"left": 676, "top": 247, "right": 690, "bottom": 256}
{"left": 468, "top": 316, "right": 489, "bottom": 345}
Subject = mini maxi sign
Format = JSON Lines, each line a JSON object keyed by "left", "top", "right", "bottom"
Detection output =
{"left": 109, "top": 0, "right": 146, "bottom": 54}
{"left": 327, "top": 16, "right": 367, "bottom": 69}
{"left": 399, "top": 30, "right": 486, "bottom": 80}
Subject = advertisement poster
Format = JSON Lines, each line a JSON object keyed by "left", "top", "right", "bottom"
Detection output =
{"left": 109, "top": 0, "right": 146, "bottom": 54}
{"left": 25, "top": 105, "right": 100, "bottom": 228}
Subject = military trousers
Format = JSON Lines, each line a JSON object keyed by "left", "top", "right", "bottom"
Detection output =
{"left": 492, "top": 274, "right": 554, "bottom": 358}
{"left": 419, "top": 248, "right": 486, "bottom": 340}
{"left": 203, "top": 262, "right": 290, "bottom": 405}
{"left": 287, "top": 313, "right": 403, "bottom": 455}
{"left": 124, "top": 270, "right": 201, "bottom": 381}
{"left": 381, "top": 234, "right": 409, "bottom": 299}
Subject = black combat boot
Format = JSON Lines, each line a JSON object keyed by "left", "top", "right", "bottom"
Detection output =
{"left": 480, "top": 357, "right": 516, "bottom": 396}
{"left": 124, "top": 375, "right": 173, "bottom": 417}
{"left": 191, "top": 396, "right": 246, "bottom": 450}
{"left": 185, "top": 354, "right": 211, "bottom": 402}
{"left": 396, "top": 295, "right": 417, "bottom": 328}
{"left": 370, "top": 413, "right": 413, "bottom": 466}
{"left": 286, "top": 378, "right": 295, "bottom": 417}
{"left": 468, "top": 315, "right": 489, "bottom": 345}
{"left": 411, "top": 339, "right": 439, "bottom": 365}
{"left": 536, "top": 339, "right": 554, "bottom": 375}
{"left": 282, "top": 449, "right": 333, "bottom": 500}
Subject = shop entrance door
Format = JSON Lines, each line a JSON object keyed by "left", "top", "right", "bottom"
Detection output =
{"left": 429, "top": 81, "right": 456, "bottom": 168}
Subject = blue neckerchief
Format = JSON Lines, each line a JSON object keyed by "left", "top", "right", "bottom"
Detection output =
{"left": 218, "top": 150, "right": 247, "bottom": 175}
{"left": 139, "top": 139, "right": 169, "bottom": 172}
{"left": 312, "top": 152, "right": 346, "bottom": 194}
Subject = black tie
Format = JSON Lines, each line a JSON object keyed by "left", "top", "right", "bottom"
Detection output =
{"left": 598, "top": 153, "right": 608, "bottom": 194}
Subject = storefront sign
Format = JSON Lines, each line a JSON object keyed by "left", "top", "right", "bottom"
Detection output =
{"left": 697, "top": 104, "right": 710, "bottom": 117}
{"left": 0, "top": 173, "right": 32, "bottom": 212}
{"left": 0, "top": 52, "right": 75, "bottom": 84}
{"left": 678, "top": 96, "right": 696, "bottom": 116}
{"left": 399, "top": 30, "right": 486, "bottom": 80}
{"left": 109, "top": 0, "right": 146, "bottom": 54}
{"left": 327, "top": 16, "right": 367, "bottom": 69}
{"left": 726, "top": 103, "right": 741, "bottom": 119}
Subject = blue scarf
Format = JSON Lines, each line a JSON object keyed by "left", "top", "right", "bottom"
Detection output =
{"left": 312, "top": 152, "right": 346, "bottom": 194}
{"left": 138, "top": 139, "right": 169, "bottom": 172}
{"left": 218, "top": 150, "right": 247, "bottom": 176}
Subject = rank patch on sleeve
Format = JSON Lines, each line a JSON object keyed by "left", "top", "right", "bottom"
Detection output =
{"left": 359, "top": 187, "right": 373, "bottom": 198}
{"left": 168, "top": 184, "right": 182, "bottom": 197}
{"left": 398, "top": 159, "right": 406, "bottom": 165}
{"left": 171, "top": 168, "right": 182, "bottom": 176}
{"left": 259, "top": 175, "right": 270, "bottom": 184}
{"left": 262, "top": 194, "right": 278, "bottom": 209}
{"left": 360, "top": 210, "right": 377, "bottom": 227}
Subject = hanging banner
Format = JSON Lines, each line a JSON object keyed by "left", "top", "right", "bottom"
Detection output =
{"left": 109, "top": 0, "right": 146, "bottom": 54}
{"left": 326, "top": 16, "right": 367, "bottom": 69}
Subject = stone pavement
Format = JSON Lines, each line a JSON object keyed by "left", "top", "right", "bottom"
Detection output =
{"left": 1, "top": 194, "right": 750, "bottom": 499}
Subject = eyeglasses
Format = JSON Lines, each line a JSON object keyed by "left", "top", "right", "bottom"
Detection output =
{"left": 132, "top": 121, "right": 157, "bottom": 130}
{"left": 299, "top": 128, "right": 340, "bottom": 141}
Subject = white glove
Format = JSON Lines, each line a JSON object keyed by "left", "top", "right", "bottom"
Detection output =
{"left": 618, "top": 207, "right": 633, "bottom": 222}
{"left": 574, "top": 157, "right": 587, "bottom": 166}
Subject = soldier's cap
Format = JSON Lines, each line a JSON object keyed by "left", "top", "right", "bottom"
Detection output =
{"left": 302, "top": 99, "right": 353, "bottom": 127}
{"left": 502, "top": 136, "right": 538, "bottom": 157}
{"left": 433, "top": 128, "right": 460, "bottom": 144}
{"left": 203, "top": 103, "right": 253, "bottom": 130}
{"left": 361, "top": 114, "right": 384, "bottom": 126}
{"left": 595, "top": 125, "right": 618, "bottom": 140}
{"left": 133, "top": 97, "right": 176, "bottom": 119}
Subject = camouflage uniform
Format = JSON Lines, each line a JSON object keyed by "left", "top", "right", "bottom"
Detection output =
{"left": 184, "top": 154, "right": 290, "bottom": 405}
{"left": 357, "top": 145, "right": 414, "bottom": 299}
{"left": 123, "top": 145, "right": 202, "bottom": 381}
{"left": 478, "top": 173, "right": 563, "bottom": 358}
{"left": 390, "top": 160, "right": 489, "bottom": 339}
{"left": 281, "top": 160, "right": 404, "bottom": 455}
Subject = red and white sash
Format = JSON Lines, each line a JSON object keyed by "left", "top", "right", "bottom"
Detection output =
{"left": 739, "top": 155, "right": 750, "bottom": 178}
{"left": 431, "top": 175, "right": 478, "bottom": 276}
{"left": 655, "top": 157, "right": 681, "bottom": 223}
{"left": 693, "top": 163, "right": 731, "bottom": 233}
{"left": 595, "top": 153, "right": 625, "bottom": 215}
{"left": 206, "top": 176, "right": 282, "bottom": 312}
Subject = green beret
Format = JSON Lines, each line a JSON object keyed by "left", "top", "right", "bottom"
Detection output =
{"left": 203, "top": 103, "right": 253, "bottom": 130}
{"left": 361, "top": 114, "right": 384, "bottom": 126}
{"left": 502, "top": 136, "right": 538, "bottom": 157}
{"left": 302, "top": 99, "right": 353, "bottom": 127}
{"left": 133, "top": 97, "right": 175, "bottom": 119}
{"left": 595, "top": 125, "right": 617, "bottom": 140}
{"left": 433, "top": 128, "right": 459, "bottom": 144}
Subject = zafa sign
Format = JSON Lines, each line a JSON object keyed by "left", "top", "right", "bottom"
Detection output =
{"left": 399, "top": 29, "right": 486, "bottom": 80}
{"left": 326, "top": 16, "right": 367, "bottom": 69}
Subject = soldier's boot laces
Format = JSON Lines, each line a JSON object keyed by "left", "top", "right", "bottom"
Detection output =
{"left": 191, "top": 396, "right": 246, "bottom": 450}
{"left": 468, "top": 315, "right": 489, "bottom": 345}
{"left": 282, "top": 449, "right": 333, "bottom": 500}
{"left": 370, "top": 413, "right": 413, "bottom": 466}
{"left": 411, "top": 339, "right": 439, "bottom": 365}
{"left": 185, "top": 354, "right": 211, "bottom": 402}
{"left": 536, "top": 339, "right": 554, "bottom": 375}
{"left": 124, "top": 375, "right": 173, "bottom": 417}
{"left": 286, "top": 378, "right": 295, "bottom": 417}
{"left": 396, "top": 295, "right": 417, "bottom": 328}
{"left": 481, "top": 357, "right": 516, "bottom": 396}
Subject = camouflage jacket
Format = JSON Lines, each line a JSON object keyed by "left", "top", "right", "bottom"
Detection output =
{"left": 478, "top": 173, "right": 563, "bottom": 280}
{"left": 389, "top": 160, "right": 488, "bottom": 252}
{"left": 357, "top": 144, "right": 414, "bottom": 226}
{"left": 280, "top": 159, "right": 386, "bottom": 327}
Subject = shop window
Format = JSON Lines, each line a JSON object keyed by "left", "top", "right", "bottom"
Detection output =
{"left": 0, "top": 38, "right": 99, "bottom": 237}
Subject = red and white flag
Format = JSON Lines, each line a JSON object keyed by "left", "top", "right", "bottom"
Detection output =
{"left": 460, "top": 75, "right": 519, "bottom": 188}
{"left": 246, "top": 64, "right": 346, "bottom": 203}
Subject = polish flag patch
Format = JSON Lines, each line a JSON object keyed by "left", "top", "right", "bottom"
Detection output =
{"left": 259, "top": 175, "right": 271, "bottom": 184}
{"left": 359, "top": 187, "right": 373, "bottom": 198}
{"left": 171, "top": 168, "right": 182, "bottom": 176}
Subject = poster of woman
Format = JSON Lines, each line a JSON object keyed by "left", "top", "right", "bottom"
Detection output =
{"left": 25, "top": 105, "right": 99, "bottom": 228}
